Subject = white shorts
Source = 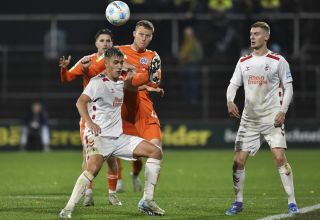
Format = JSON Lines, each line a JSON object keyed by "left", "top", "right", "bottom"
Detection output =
{"left": 234, "top": 122, "right": 287, "bottom": 156}
{"left": 83, "top": 133, "right": 144, "bottom": 161}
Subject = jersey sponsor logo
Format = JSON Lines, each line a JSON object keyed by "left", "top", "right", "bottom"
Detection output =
{"left": 140, "top": 57, "right": 148, "bottom": 65}
{"left": 248, "top": 75, "right": 267, "bottom": 86}
{"left": 265, "top": 64, "right": 270, "bottom": 71}
{"left": 92, "top": 97, "right": 102, "bottom": 102}
{"left": 113, "top": 97, "right": 123, "bottom": 107}
{"left": 245, "top": 66, "right": 250, "bottom": 71}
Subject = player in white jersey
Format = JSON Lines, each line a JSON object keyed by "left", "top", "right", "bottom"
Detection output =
{"left": 59, "top": 47, "right": 165, "bottom": 218}
{"left": 225, "top": 22, "right": 299, "bottom": 216}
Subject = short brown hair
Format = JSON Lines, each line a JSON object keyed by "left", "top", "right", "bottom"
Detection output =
{"left": 95, "top": 28, "right": 113, "bottom": 41}
{"left": 251, "top": 21, "right": 270, "bottom": 35}
{"left": 135, "top": 20, "right": 154, "bottom": 33}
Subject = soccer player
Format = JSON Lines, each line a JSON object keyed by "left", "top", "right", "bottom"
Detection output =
{"left": 225, "top": 21, "right": 299, "bottom": 215}
{"left": 59, "top": 28, "right": 122, "bottom": 206}
{"left": 59, "top": 47, "right": 165, "bottom": 218}
{"left": 116, "top": 20, "right": 163, "bottom": 193}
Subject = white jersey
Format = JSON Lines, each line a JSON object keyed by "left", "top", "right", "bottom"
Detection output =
{"left": 82, "top": 74, "right": 124, "bottom": 137}
{"left": 230, "top": 51, "right": 293, "bottom": 124}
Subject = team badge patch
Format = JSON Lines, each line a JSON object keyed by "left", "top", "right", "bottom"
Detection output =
{"left": 140, "top": 57, "right": 148, "bottom": 65}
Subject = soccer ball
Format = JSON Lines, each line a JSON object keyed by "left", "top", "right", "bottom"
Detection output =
{"left": 105, "top": 1, "right": 130, "bottom": 26}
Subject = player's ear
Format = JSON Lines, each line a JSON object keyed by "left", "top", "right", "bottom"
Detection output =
{"left": 133, "top": 31, "right": 136, "bottom": 38}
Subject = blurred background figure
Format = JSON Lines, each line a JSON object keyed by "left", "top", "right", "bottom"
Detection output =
{"left": 179, "top": 26, "right": 203, "bottom": 105}
{"left": 20, "top": 101, "right": 51, "bottom": 152}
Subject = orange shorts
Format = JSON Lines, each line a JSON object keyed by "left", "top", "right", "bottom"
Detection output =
{"left": 135, "top": 118, "right": 161, "bottom": 141}
{"left": 122, "top": 120, "right": 139, "bottom": 136}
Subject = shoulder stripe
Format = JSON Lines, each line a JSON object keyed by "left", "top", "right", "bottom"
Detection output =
{"left": 240, "top": 55, "right": 253, "bottom": 62}
{"left": 102, "top": 77, "right": 109, "bottom": 82}
{"left": 266, "top": 54, "right": 280, "bottom": 61}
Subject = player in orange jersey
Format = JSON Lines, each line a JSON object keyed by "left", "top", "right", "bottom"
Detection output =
{"left": 116, "top": 20, "right": 164, "bottom": 195}
{"left": 59, "top": 28, "right": 122, "bottom": 206}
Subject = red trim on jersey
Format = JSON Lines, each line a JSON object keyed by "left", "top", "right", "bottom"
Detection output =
{"left": 92, "top": 115, "right": 95, "bottom": 120}
{"left": 266, "top": 54, "right": 280, "bottom": 61}
{"left": 240, "top": 55, "right": 253, "bottom": 62}
{"left": 93, "top": 106, "right": 96, "bottom": 111}
{"left": 102, "top": 77, "right": 109, "bottom": 81}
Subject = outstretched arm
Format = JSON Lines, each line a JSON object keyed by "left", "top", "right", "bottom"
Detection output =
{"left": 59, "top": 55, "right": 91, "bottom": 83}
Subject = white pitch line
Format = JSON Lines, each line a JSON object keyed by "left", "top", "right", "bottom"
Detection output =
{"left": 258, "top": 203, "right": 320, "bottom": 220}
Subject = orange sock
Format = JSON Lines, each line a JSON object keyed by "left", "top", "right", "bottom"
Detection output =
{"left": 107, "top": 170, "right": 118, "bottom": 192}
{"left": 132, "top": 158, "right": 143, "bottom": 176}
{"left": 117, "top": 158, "right": 123, "bottom": 180}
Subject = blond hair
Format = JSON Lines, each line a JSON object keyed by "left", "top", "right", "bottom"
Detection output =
{"left": 251, "top": 21, "right": 270, "bottom": 35}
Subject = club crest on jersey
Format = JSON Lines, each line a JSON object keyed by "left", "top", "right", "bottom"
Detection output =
{"left": 245, "top": 66, "right": 250, "bottom": 71}
{"left": 140, "top": 57, "right": 148, "bottom": 65}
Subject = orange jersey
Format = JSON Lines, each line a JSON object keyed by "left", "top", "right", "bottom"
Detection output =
{"left": 118, "top": 45, "right": 161, "bottom": 129}
{"left": 60, "top": 53, "right": 105, "bottom": 88}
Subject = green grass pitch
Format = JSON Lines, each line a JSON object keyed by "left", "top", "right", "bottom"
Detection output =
{"left": 0, "top": 149, "right": 319, "bottom": 220}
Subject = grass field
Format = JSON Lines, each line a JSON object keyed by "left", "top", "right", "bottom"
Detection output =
{"left": 0, "top": 149, "right": 319, "bottom": 220}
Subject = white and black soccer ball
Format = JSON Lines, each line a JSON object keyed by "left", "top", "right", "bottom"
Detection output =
{"left": 105, "top": 1, "right": 130, "bottom": 26}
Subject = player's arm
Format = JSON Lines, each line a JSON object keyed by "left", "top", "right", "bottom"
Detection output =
{"left": 226, "top": 83, "right": 240, "bottom": 118}
{"left": 138, "top": 85, "right": 165, "bottom": 97}
{"left": 274, "top": 58, "right": 294, "bottom": 127}
{"left": 274, "top": 83, "right": 293, "bottom": 127}
{"left": 130, "top": 53, "right": 162, "bottom": 87}
{"left": 59, "top": 56, "right": 92, "bottom": 83}
{"left": 226, "top": 60, "right": 242, "bottom": 119}
{"left": 76, "top": 94, "right": 101, "bottom": 136}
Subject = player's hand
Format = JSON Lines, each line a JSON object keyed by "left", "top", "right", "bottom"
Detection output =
{"left": 146, "top": 86, "right": 165, "bottom": 97}
{"left": 148, "top": 54, "right": 161, "bottom": 84}
{"left": 274, "top": 111, "right": 285, "bottom": 127}
{"left": 59, "top": 55, "right": 71, "bottom": 69}
{"left": 88, "top": 122, "right": 101, "bottom": 136}
{"left": 80, "top": 56, "right": 92, "bottom": 71}
{"left": 227, "top": 102, "right": 240, "bottom": 118}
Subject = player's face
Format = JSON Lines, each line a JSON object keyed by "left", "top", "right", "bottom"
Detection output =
{"left": 133, "top": 26, "right": 153, "bottom": 52}
{"left": 105, "top": 56, "right": 124, "bottom": 81}
{"left": 250, "top": 27, "right": 269, "bottom": 50}
{"left": 96, "top": 34, "right": 113, "bottom": 55}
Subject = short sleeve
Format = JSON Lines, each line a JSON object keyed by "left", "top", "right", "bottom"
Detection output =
{"left": 230, "top": 60, "right": 243, "bottom": 86}
{"left": 278, "top": 57, "right": 293, "bottom": 84}
{"left": 82, "top": 78, "right": 103, "bottom": 101}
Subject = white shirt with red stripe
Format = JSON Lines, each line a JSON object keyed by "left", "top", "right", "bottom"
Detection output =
{"left": 230, "top": 51, "right": 293, "bottom": 124}
{"left": 82, "top": 73, "right": 124, "bottom": 137}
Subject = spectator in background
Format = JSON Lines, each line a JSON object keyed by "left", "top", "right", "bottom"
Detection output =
{"left": 20, "top": 101, "right": 51, "bottom": 152}
{"left": 179, "top": 26, "right": 203, "bottom": 104}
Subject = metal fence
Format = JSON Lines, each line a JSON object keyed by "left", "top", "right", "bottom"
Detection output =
{"left": 0, "top": 12, "right": 320, "bottom": 121}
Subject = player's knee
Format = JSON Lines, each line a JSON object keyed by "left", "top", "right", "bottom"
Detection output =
{"left": 274, "top": 154, "right": 285, "bottom": 166}
{"left": 233, "top": 158, "right": 245, "bottom": 169}
{"left": 150, "top": 146, "right": 163, "bottom": 160}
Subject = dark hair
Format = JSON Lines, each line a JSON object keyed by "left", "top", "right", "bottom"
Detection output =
{"left": 104, "top": 47, "right": 124, "bottom": 59}
{"left": 94, "top": 28, "right": 114, "bottom": 41}
{"left": 135, "top": 20, "right": 154, "bottom": 33}
{"left": 251, "top": 21, "right": 270, "bottom": 35}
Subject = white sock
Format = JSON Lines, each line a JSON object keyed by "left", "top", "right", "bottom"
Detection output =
{"left": 233, "top": 169, "right": 245, "bottom": 203}
{"left": 278, "top": 163, "right": 296, "bottom": 204}
{"left": 65, "top": 170, "right": 94, "bottom": 211}
{"left": 143, "top": 158, "right": 161, "bottom": 201}
{"left": 85, "top": 188, "right": 93, "bottom": 196}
